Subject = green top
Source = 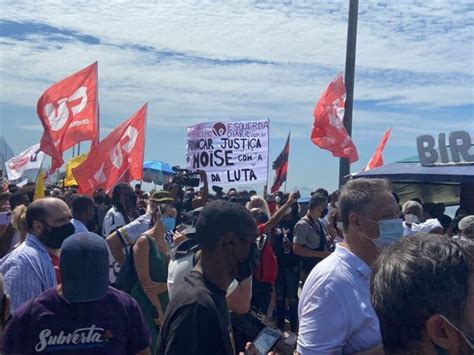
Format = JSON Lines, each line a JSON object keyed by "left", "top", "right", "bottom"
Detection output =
{"left": 131, "top": 235, "right": 169, "bottom": 353}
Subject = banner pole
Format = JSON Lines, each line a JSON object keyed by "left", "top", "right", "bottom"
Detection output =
{"left": 265, "top": 118, "right": 270, "bottom": 195}
{"left": 339, "top": 0, "right": 359, "bottom": 186}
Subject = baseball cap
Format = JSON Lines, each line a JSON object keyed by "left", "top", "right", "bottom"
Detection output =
{"left": 60, "top": 232, "right": 109, "bottom": 303}
{"left": 150, "top": 190, "right": 175, "bottom": 203}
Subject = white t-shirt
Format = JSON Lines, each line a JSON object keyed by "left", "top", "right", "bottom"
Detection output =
{"left": 298, "top": 244, "right": 381, "bottom": 354}
{"left": 418, "top": 218, "right": 443, "bottom": 234}
{"left": 102, "top": 207, "right": 126, "bottom": 238}
{"left": 167, "top": 249, "right": 240, "bottom": 301}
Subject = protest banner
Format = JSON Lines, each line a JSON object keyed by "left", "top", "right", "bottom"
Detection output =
{"left": 186, "top": 120, "right": 269, "bottom": 185}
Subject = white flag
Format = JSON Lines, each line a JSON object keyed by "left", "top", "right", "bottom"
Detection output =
{"left": 5, "top": 144, "right": 45, "bottom": 181}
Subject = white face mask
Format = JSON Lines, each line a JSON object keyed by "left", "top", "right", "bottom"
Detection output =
{"left": 404, "top": 214, "right": 419, "bottom": 224}
{"left": 336, "top": 222, "right": 344, "bottom": 230}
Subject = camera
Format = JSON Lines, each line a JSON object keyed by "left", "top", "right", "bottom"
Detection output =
{"left": 172, "top": 166, "right": 201, "bottom": 187}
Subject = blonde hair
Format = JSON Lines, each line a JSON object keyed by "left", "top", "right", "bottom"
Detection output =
{"left": 246, "top": 195, "right": 271, "bottom": 218}
{"left": 11, "top": 204, "right": 28, "bottom": 234}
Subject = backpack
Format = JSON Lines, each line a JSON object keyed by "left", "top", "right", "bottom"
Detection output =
{"left": 116, "top": 235, "right": 153, "bottom": 293}
{"left": 254, "top": 234, "right": 278, "bottom": 283}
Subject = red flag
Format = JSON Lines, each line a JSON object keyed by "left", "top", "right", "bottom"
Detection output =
{"left": 271, "top": 132, "right": 290, "bottom": 193}
{"left": 72, "top": 104, "right": 147, "bottom": 195}
{"left": 311, "top": 73, "right": 359, "bottom": 163}
{"left": 37, "top": 62, "right": 98, "bottom": 173}
{"left": 363, "top": 127, "right": 392, "bottom": 171}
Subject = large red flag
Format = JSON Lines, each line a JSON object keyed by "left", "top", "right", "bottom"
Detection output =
{"left": 72, "top": 104, "right": 147, "bottom": 195}
{"left": 363, "top": 127, "right": 392, "bottom": 171}
{"left": 37, "top": 62, "right": 98, "bottom": 173}
{"left": 311, "top": 73, "right": 359, "bottom": 163}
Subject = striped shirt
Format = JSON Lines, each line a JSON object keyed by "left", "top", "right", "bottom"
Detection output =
{"left": 0, "top": 234, "right": 56, "bottom": 312}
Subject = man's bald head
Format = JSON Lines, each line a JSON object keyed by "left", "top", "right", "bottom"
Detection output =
{"left": 26, "top": 197, "right": 71, "bottom": 231}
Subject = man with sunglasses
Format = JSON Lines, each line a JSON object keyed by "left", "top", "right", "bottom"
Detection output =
{"left": 371, "top": 235, "right": 474, "bottom": 354}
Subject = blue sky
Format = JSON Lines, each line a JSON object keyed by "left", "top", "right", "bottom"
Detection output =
{"left": 0, "top": 1, "right": 473, "bottom": 194}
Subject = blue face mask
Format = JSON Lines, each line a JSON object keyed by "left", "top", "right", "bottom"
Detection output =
{"left": 359, "top": 217, "right": 404, "bottom": 248}
{"left": 375, "top": 218, "right": 404, "bottom": 248}
{"left": 161, "top": 217, "right": 176, "bottom": 232}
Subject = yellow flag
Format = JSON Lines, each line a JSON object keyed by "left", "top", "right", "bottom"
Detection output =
{"left": 33, "top": 169, "right": 45, "bottom": 201}
{"left": 64, "top": 153, "right": 89, "bottom": 187}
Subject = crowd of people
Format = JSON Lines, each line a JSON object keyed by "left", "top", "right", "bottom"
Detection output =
{"left": 0, "top": 175, "right": 472, "bottom": 354}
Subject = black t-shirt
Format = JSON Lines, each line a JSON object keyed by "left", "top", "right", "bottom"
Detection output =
{"left": 156, "top": 270, "right": 235, "bottom": 355}
{"left": 271, "top": 218, "right": 301, "bottom": 268}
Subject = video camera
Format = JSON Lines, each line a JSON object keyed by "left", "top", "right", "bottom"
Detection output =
{"left": 172, "top": 166, "right": 201, "bottom": 187}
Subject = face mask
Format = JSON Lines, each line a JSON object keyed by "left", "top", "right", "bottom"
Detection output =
{"left": 236, "top": 242, "right": 259, "bottom": 282}
{"left": 336, "top": 222, "right": 344, "bottom": 230}
{"left": 161, "top": 217, "right": 176, "bottom": 232}
{"left": 437, "top": 314, "right": 474, "bottom": 352}
{"left": 404, "top": 214, "right": 419, "bottom": 224}
{"left": 94, "top": 196, "right": 105, "bottom": 204}
{"left": 335, "top": 201, "right": 340, "bottom": 209}
{"left": 275, "top": 196, "right": 281, "bottom": 204}
{"left": 40, "top": 222, "right": 75, "bottom": 249}
{"left": 358, "top": 217, "right": 404, "bottom": 248}
{"left": 126, "top": 194, "right": 137, "bottom": 209}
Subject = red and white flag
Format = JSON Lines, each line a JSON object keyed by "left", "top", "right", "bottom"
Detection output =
{"left": 4, "top": 144, "right": 45, "bottom": 181}
{"left": 72, "top": 104, "right": 147, "bottom": 195}
{"left": 37, "top": 62, "right": 98, "bottom": 173}
{"left": 311, "top": 73, "right": 359, "bottom": 163}
{"left": 363, "top": 127, "right": 392, "bottom": 171}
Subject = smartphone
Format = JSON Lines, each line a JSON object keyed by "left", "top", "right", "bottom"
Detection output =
{"left": 248, "top": 327, "right": 281, "bottom": 355}
{"left": 0, "top": 212, "right": 11, "bottom": 225}
{"left": 294, "top": 190, "right": 301, "bottom": 200}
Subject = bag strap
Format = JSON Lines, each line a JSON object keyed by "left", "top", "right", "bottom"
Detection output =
{"left": 302, "top": 216, "right": 327, "bottom": 251}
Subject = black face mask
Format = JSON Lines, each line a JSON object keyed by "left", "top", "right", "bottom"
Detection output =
{"left": 126, "top": 194, "right": 137, "bottom": 209}
{"left": 39, "top": 222, "right": 75, "bottom": 249}
{"left": 236, "top": 242, "right": 259, "bottom": 282}
{"left": 94, "top": 196, "right": 105, "bottom": 204}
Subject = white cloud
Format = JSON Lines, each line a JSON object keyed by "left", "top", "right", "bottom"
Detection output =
{"left": 0, "top": 0, "right": 473, "bottom": 163}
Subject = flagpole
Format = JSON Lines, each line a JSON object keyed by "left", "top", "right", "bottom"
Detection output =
{"left": 96, "top": 61, "right": 100, "bottom": 147}
{"left": 141, "top": 103, "right": 148, "bottom": 185}
{"left": 339, "top": 0, "right": 358, "bottom": 186}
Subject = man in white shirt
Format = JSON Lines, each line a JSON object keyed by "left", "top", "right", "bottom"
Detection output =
{"left": 298, "top": 178, "right": 402, "bottom": 355}
{"left": 70, "top": 195, "right": 95, "bottom": 233}
{"left": 402, "top": 200, "right": 444, "bottom": 236}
